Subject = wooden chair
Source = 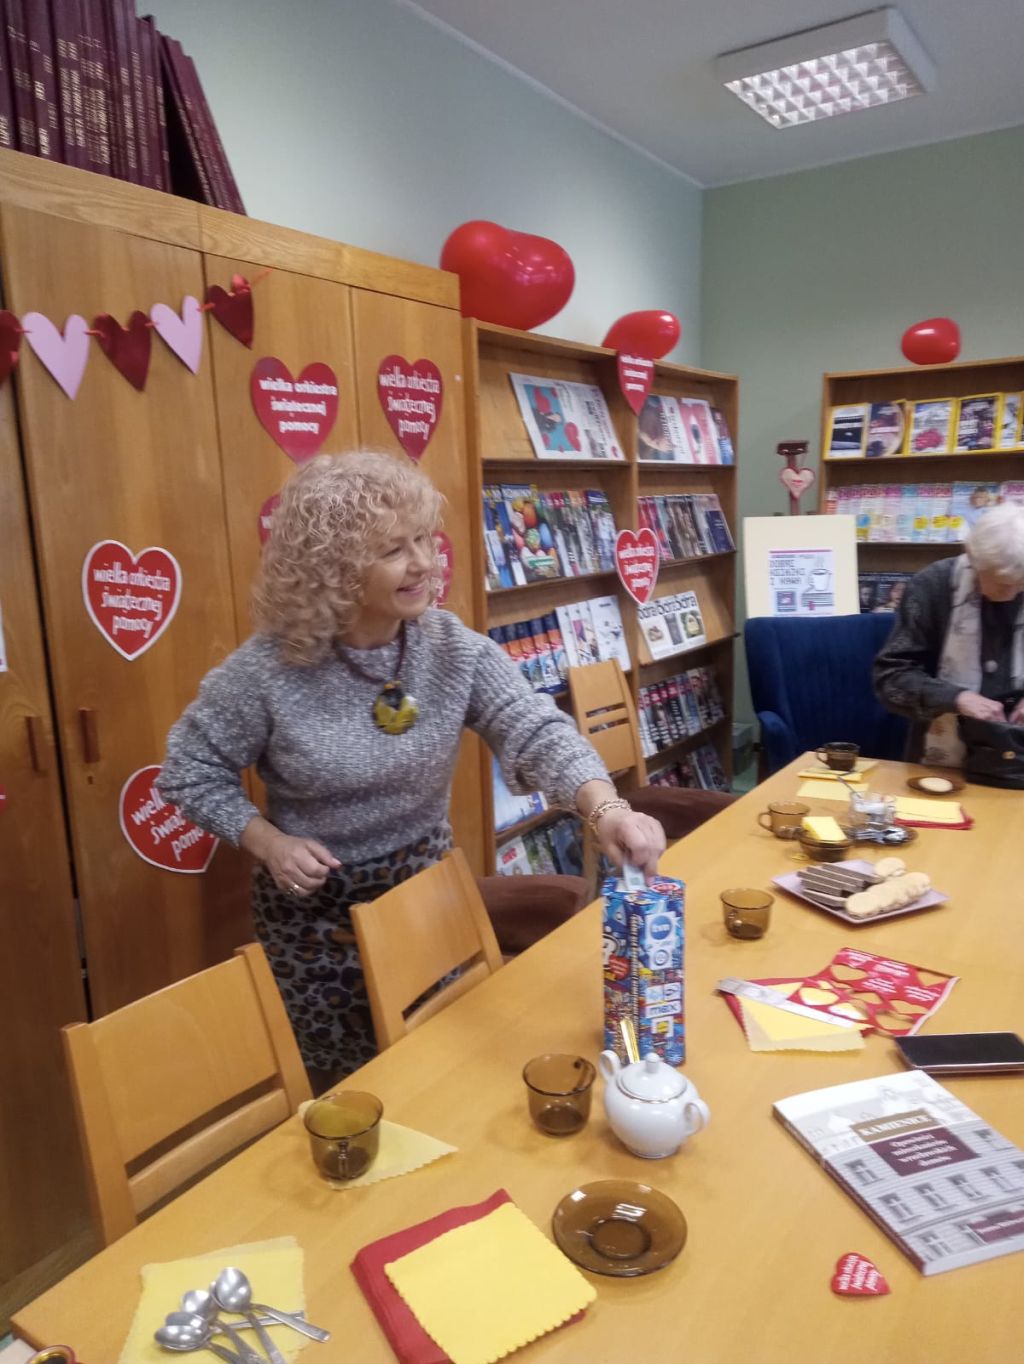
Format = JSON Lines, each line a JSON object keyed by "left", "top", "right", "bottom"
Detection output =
{"left": 62, "top": 943, "right": 311, "bottom": 1247}
{"left": 352, "top": 848, "right": 503, "bottom": 1050}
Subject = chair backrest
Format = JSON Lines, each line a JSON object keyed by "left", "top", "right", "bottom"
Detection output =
{"left": 63, "top": 943, "right": 311, "bottom": 1246}
{"left": 568, "top": 659, "right": 646, "bottom": 786}
{"left": 744, "top": 614, "right": 909, "bottom": 771}
{"left": 351, "top": 848, "right": 503, "bottom": 1050}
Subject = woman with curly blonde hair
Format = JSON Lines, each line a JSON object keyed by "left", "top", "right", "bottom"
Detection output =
{"left": 160, "top": 451, "right": 664, "bottom": 1085}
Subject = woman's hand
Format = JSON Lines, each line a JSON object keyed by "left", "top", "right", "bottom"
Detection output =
{"left": 595, "top": 807, "right": 666, "bottom": 880}
{"left": 955, "top": 690, "right": 1007, "bottom": 722}
{"left": 241, "top": 815, "right": 340, "bottom": 896}
{"left": 1009, "top": 697, "right": 1024, "bottom": 725}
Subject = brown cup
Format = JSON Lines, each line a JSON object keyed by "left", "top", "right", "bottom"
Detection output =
{"left": 757, "top": 801, "right": 811, "bottom": 839}
{"left": 304, "top": 1091, "right": 383, "bottom": 1181}
{"left": 815, "top": 742, "right": 861, "bottom": 772}
{"left": 721, "top": 888, "right": 774, "bottom": 940}
{"left": 522, "top": 1054, "right": 595, "bottom": 1135}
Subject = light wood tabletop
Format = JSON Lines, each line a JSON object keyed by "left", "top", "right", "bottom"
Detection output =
{"left": 14, "top": 756, "right": 1024, "bottom": 1363}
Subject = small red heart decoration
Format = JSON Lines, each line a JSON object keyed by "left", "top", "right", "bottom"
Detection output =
{"left": 603, "top": 310, "right": 680, "bottom": 359}
{"left": 830, "top": 1253, "right": 890, "bottom": 1297}
{"left": 82, "top": 541, "right": 181, "bottom": 659}
{"left": 433, "top": 531, "right": 453, "bottom": 605}
{"left": 377, "top": 355, "right": 444, "bottom": 461}
{"left": 615, "top": 527, "right": 659, "bottom": 605}
{"left": 440, "top": 220, "right": 574, "bottom": 330}
{"left": 250, "top": 357, "right": 339, "bottom": 463}
{"left": 779, "top": 466, "right": 816, "bottom": 499}
{"left": 92, "top": 311, "right": 152, "bottom": 391}
{"left": 205, "top": 274, "right": 254, "bottom": 347}
{"left": 119, "top": 765, "right": 219, "bottom": 874}
{"left": 617, "top": 353, "right": 655, "bottom": 415}
{"left": 0, "top": 309, "right": 22, "bottom": 386}
{"left": 257, "top": 491, "right": 282, "bottom": 545}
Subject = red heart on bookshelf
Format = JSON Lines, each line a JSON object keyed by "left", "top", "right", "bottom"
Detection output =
{"left": 92, "top": 311, "right": 153, "bottom": 391}
{"left": 615, "top": 527, "right": 659, "bottom": 605}
{"left": 0, "top": 309, "right": 22, "bottom": 386}
{"left": 119, "top": 765, "right": 219, "bottom": 874}
{"left": 616, "top": 353, "right": 654, "bottom": 415}
{"left": 205, "top": 275, "right": 254, "bottom": 347}
{"left": 377, "top": 355, "right": 444, "bottom": 461}
{"left": 779, "top": 466, "right": 816, "bottom": 499}
{"left": 250, "top": 357, "right": 339, "bottom": 463}
{"left": 830, "top": 1253, "right": 890, "bottom": 1297}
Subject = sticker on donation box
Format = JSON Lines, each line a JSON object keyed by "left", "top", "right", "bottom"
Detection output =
{"left": 82, "top": 542, "right": 181, "bottom": 659}
{"left": 119, "top": 765, "right": 219, "bottom": 873}
{"left": 377, "top": 355, "right": 443, "bottom": 461}
{"left": 434, "top": 531, "right": 453, "bottom": 605}
{"left": 250, "top": 357, "right": 339, "bottom": 462}
{"left": 615, "top": 527, "right": 659, "bottom": 605}
{"left": 616, "top": 354, "right": 654, "bottom": 415}
{"left": 768, "top": 547, "right": 835, "bottom": 617}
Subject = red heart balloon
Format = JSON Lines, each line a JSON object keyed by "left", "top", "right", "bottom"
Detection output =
{"left": 440, "top": 220, "right": 574, "bottom": 330}
{"left": 602, "top": 310, "right": 680, "bottom": 360}
{"left": 900, "top": 317, "right": 960, "bottom": 366}
{"left": 0, "top": 309, "right": 22, "bottom": 387}
{"left": 205, "top": 275, "right": 254, "bottom": 347}
{"left": 92, "top": 311, "right": 152, "bottom": 391}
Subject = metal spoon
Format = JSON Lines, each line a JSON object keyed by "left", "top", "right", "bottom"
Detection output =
{"left": 190, "top": 1283, "right": 284, "bottom": 1364}
{"left": 180, "top": 1290, "right": 268, "bottom": 1364}
{"left": 213, "top": 1266, "right": 331, "bottom": 1343}
{"left": 155, "top": 1312, "right": 244, "bottom": 1362}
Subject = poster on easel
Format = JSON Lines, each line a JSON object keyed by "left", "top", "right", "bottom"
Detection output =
{"left": 744, "top": 515, "right": 858, "bottom": 618}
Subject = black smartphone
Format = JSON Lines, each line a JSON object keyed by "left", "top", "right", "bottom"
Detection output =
{"left": 895, "top": 1032, "right": 1024, "bottom": 1075}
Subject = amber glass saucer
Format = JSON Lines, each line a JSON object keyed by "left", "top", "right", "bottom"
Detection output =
{"left": 552, "top": 1179, "right": 687, "bottom": 1277}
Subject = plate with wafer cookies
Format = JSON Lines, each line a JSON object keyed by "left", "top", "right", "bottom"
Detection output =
{"left": 773, "top": 858, "right": 948, "bottom": 925}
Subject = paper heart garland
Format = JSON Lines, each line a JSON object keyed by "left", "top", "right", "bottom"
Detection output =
{"left": 830, "top": 1253, "right": 890, "bottom": 1297}
{"left": 780, "top": 466, "right": 816, "bottom": 499}
{"left": 616, "top": 353, "right": 654, "bottom": 416}
{"left": 22, "top": 312, "right": 90, "bottom": 398}
{"left": 205, "top": 274, "right": 254, "bottom": 347}
{"left": 0, "top": 310, "right": 22, "bottom": 387}
{"left": 615, "top": 527, "right": 659, "bottom": 605}
{"left": 92, "top": 311, "right": 152, "bottom": 391}
{"left": 150, "top": 296, "right": 204, "bottom": 373}
{"left": 81, "top": 541, "right": 181, "bottom": 660}
{"left": 251, "top": 357, "right": 340, "bottom": 463}
{"left": 119, "top": 765, "right": 219, "bottom": 874}
{"left": 377, "top": 355, "right": 443, "bottom": 461}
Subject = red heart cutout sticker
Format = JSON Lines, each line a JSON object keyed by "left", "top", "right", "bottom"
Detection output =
{"left": 250, "top": 357, "right": 339, "bottom": 463}
{"left": 0, "top": 309, "right": 22, "bottom": 387}
{"left": 616, "top": 353, "right": 654, "bottom": 415}
{"left": 615, "top": 527, "right": 659, "bottom": 605}
{"left": 433, "top": 531, "right": 453, "bottom": 605}
{"left": 92, "top": 311, "right": 152, "bottom": 391}
{"left": 377, "top": 355, "right": 443, "bottom": 462}
{"left": 205, "top": 274, "right": 254, "bottom": 347}
{"left": 82, "top": 541, "right": 181, "bottom": 660}
{"left": 830, "top": 1253, "right": 890, "bottom": 1297}
{"left": 119, "top": 765, "right": 218, "bottom": 874}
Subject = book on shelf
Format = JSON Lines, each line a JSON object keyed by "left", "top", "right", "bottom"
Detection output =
{"left": 636, "top": 393, "right": 729, "bottom": 464}
{"left": 773, "top": 1071, "right": 1024, "bottom": 1276}
{"left": 509, "top": 372, "right": 624, "bottom": 462}
{"left": 490, "top": 596, "right": 627, "bottom": 694}
{"left": 825, "top": 404, "right": 868, "bottom": 459}
{"left": 638, "top": 590, "right": 707, "bottom": 661}
{"left": 859, "top": 571, "right": 912, "bottom": 613}
{"left": 648, "top": 741, "right": 728, "bottom": 793}
{"left": 954, "top": 394, "right": 1000, "bottom": 452}
{"left": 482, "top": 484, "right": 618, "bottom": 591}
{"left": 865, "top": 402, "right": 905, "bottom": 459}
{"left": 829, "top": 480, "right": 1024, "bottom": 544}
{"left": 638, "top": 666, "right": 724, "bottom": 758}
{"left": 25, "top": 0, "right": 61, "bottom": 161}
{"left": 492, "top": 757, "right": 547, "bottom": 834}
{"left": 638, "top": 493, "right": 734, "bottom": 561}
{"left": 997, "top": 393, "right": 1022, "bottom": 450}
{"left": 907, "top": 398, "right": 954, "bottom": 455}
{"left": 710, "top": 408, "right": 735, "bottom": 465}
{"left": 496, "top": 814, "right": 583, "bottom": 878}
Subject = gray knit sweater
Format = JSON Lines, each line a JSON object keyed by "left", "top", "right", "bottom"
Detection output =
{"left": 159, "top": 608, "right": 608, "bottom": 863}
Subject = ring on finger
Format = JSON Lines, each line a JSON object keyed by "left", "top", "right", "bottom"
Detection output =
{"left": 287, "top": 881, "right": 303, "bottom": 897}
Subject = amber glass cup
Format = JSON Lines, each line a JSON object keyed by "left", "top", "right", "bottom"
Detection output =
{"left": 757, "top": 801, "right": 810, "bottom": 839}
{"left": 815, "top": 741, "right": 860, "bottom": 772}
{"left": 522, "top": 1054, "right": 595, "bottom": 1135}
{"left": 721, "top": 889, "right": 774, "bottom": 940}
{"left": 304, "top": 1091, "right": 383, "bottom": 1180}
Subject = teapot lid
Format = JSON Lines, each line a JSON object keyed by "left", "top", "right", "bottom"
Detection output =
{"left": 615, "top": 1053, "right": 688, "bottom": 1102}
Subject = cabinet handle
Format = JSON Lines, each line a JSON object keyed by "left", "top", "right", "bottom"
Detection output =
{"left": 78, "top": 708, "right": 101, "bottom": 763}
{"left": 25, "top": 714, "right": 48, "bottom": 773}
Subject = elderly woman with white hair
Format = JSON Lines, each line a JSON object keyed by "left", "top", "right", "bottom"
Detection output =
{"left": 873, "top": 501, "right": 1024, "bottom": 764}
{"left": 160, "top": 450, "right": 665, "bottom": 1085}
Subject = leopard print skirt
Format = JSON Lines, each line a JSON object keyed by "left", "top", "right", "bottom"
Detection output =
{"left": 251, "top": 827, "right": 452, "bottom": 1075}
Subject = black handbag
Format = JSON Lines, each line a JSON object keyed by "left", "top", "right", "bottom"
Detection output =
{"left": 959, "top": 697, "right": 1024, "bottom": 789}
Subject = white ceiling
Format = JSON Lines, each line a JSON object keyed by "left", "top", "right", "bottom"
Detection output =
{"left": 402, "top": 0, "right": 1024, "bottom": 186}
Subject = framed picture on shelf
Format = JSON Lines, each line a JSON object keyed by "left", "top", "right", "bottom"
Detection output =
{"left": 954, "top": 394, "right": 1000, "bottom": 452}
{"left": 997, "top": 392, "right": 1022, "bottom": 450}
{"left": 824, "top": 404, "right": 868, "bottom": 459}
{"left": 907, "top": 397, "right": 954, "bottom": 455}
{"left": 865, "top": 401, "right": 906, "bottom": 459}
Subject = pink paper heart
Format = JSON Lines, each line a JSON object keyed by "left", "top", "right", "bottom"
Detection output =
{"left": 830, "top": 1252, "right": 890, "bottom": 1297}
{"left": 23, "top": 311, "right": 90, "bottom": 398}
{"left": 150, "top": 296, "right": 204, "bottom": 373}
{"left": 780, "top": 465, "right": 816, "bottom": 499}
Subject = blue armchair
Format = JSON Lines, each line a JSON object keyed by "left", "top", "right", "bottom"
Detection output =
{"left": 745, "top": 614, "right": 908, "bottom": 774}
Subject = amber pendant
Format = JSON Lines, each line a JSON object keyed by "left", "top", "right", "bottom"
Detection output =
{"left": 373, "top": 681, "right": 419, "bottom": 735}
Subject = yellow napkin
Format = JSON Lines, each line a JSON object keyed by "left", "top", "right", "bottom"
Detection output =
{"left": 118, "top": 1237, "right": 305, "bottom": 1364}
{"left": 893, "top": 796, "right": 964, "bottom": 824}
{"left": 739, "top": 997, "right": 866, "bottom": 1053}
{"left": 297, "top": 1108, "right": 457, "bottom": 1188}
{"left": 384, "top": 1201, "right": 596, "bottom": 1364}
{"left": 796, "top": 768, "right": 866, "bottom": 784}
{"left": 796, "top": 779, "right": 850, "bottom": 803}
{"left": 799, "top": 757, "right": 876, "bottom": 777}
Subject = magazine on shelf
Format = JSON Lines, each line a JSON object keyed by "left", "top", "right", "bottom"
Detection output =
{"left": 638, "top": 591, "right": 706, "bottom": 661}
{"left": 711, "top": 408, "right": 735, "bottom": 465}
{"left": 865, "top": 402, "right": 906, "bottom": 459}
{"left": 637, "top": 394, "right": 685, "bottom": 462}
{"left": 492, "top": 757, "right": 547, "bottom": 834}
{"left": 774, "top": 1071, "right": 1024, "bottom": 1275}
{"left": 997, "top": 393, "right": 1022, "bottom": 449}
{"left": 907, "top": 398, "right": 954, "bottom": 455}
{"left": 589, "top": 596, "right": 630, "bottom": 670}
{"left": 677, "top": 397, "right": 718, "bottom": 465}
{"left": 509, "top": 372, "right": 624, "bottom": 461}
{"left": 954, "top": 394, "right": 1000, "bottom": 452}
{"left": 825, "top": 404, "right": 868, "bottom": 459}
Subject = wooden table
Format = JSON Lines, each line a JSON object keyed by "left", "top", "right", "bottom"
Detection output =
{"left": 15, "top": 757, "right": 1024, "bottom": 1363}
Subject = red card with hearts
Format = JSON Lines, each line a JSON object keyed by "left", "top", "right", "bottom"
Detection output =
{"left": 119, "top": 765, "right": 218, "bottom": 874}
{"left": 377, "top": 356, "right": 443, "bottom": 461}
{"left": 92, "top": 311, "right": 152, "bottom": 391}
{"left": 615, "top": 527, "right": 659, "bottom": 604}
{"left": 831, "top": 1253, "right": 890, "bottom": 1297}
{"left": 616, "top": 353, "right": 654, "bottom": 415}
{"left": 258, "top": 491, "right": 282, "bottom": 545}
{"left": 82, "top": 541, "right": 181, "bottom": 660}
{"left": 251, "top": 357, "right": 339, "bottom": 463}
{"left": 205, "top": 274, "right": 254, "bottom": 347}
{"left": 433, "top": 531, "right": 453, "bottom": 605}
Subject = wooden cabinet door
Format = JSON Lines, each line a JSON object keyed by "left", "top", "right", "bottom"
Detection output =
{"left": 1, "top": 205, "right": 251, "bottom": 1016}
{"left": 350, "top": 291, "right": 486, "bottom": 874}
{"left": 0, "top": 369, "right": 91, "bottom": 1315}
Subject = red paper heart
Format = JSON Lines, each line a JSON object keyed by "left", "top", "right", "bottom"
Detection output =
{"left": 615, "top": 527, "right": 659, "bottom": 605}
{"left": 119, "top": 765, "right": 218, "bottom": 874}
{"left": 377, "top": 355, "right": 443, "bottom": 462}
{"left": 250, "top": 357, "right": 339, "bottom": 463}
{"left": 830, "top": 1253, "right": 890, "bottom": 1297}
{"left": 440, "top": 220, "right": 574, "bottom": 330}
{"left": 779, "top": 466, "right": 816, "bottom": 499}
{"left": 433, "top": 531, "right": 453, "bottom": 605}
{"left": 617, "top": 353, "right": 654, "bottom": 415}
{"left": 0, "top": 309, "right": 22, "bottom": 386}
{"left": 82, "top": 541, "right": 181, "bottom": 660}
{"left": 205, "top": 274, "right": 254, "bottom": 347}
{"left": 92, "top": 311, "right": 152, "bottom": 391}
{"left": 258, "top": 491, "right": 281, "bottom": 545}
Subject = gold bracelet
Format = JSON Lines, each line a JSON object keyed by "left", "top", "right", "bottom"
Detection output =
{"left": 586, "top": 796, "right": 632, "bottom": 835}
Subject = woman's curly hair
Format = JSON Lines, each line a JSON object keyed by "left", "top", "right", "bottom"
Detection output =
{"left": 253, "top": 450, "right": 444, "bottom": 664}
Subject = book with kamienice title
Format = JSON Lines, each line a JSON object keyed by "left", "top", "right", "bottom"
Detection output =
{"left": 774, "top": 1071, "right": 1024, "bottom": 1275}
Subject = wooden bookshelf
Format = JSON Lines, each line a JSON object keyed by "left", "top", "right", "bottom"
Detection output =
{"left": 464, "top": 320, "right": 739, "bottom": 872}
